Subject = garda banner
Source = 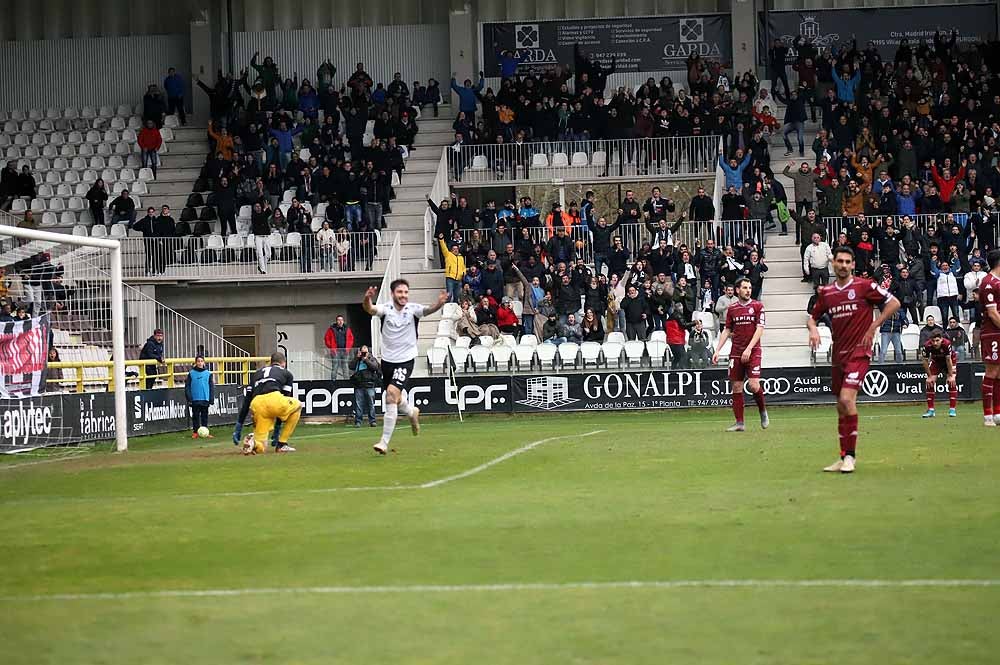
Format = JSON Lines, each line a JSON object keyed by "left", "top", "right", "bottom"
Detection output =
{"left": 760, "top": 4, "right": 997, "bottom": 64}
{"left": 481, "top": 14, "right": 732, "bottom": 76}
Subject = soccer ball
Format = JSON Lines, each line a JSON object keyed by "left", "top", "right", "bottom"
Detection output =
{"left": 197, "top": 426, "right": 211, "bottom": 438}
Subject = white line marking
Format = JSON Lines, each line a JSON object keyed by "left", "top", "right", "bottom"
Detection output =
{"left": 3, "top": 430, "right": 606, "bottom": 503}
{"left": 420, "top": 430, "right": 606, "bottom": 488}
{"left": 3, "top": 579, "right": 998, "bottom": 603}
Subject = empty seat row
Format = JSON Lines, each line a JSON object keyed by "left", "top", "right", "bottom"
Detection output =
{"left": 0, "top": 105, "right": 145, "bottom": 123}
{"left": 7, "top": 141, "right": 147, "bottom": 161}
{"left": 11, "top": 194, "right": 141, "bottom": 215}
{"left": 2, "top": 126, "right": 172, "bottom": 144}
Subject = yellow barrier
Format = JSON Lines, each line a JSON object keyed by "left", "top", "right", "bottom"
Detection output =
{"left": 45, "top": 357, "right": 271, "bottom": 393}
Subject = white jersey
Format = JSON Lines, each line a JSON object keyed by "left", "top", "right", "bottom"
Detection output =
{"left": 375, "top": 302, "right": 427, "bottom": 363}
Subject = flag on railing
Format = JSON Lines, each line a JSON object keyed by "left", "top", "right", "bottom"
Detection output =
{"left": 0, "top": 313, "right": 50, "bottom": 397}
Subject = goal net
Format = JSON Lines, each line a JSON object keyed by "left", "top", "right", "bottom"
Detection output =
{"left": 1, "top": 219, "right": 248, "bottom": 454}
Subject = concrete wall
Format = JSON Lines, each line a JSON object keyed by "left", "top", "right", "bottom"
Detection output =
{"left": 152, "top": 279, "right": 372, "bottom": 359}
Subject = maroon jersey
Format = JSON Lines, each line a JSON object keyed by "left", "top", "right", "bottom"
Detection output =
{"left": 922, "top": 337, "right": 955, "bottom": 364}
{"left": 811, "top": 277, "right": 894, "bottom": 365}
{"left": 725, "top": 299, "right": 765, "bottom": 353}
{"left": 978, "top": 272, "right": 1000, "bottom": 335}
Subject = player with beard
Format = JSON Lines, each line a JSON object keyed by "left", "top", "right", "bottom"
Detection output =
{"left": 921, "top": 330, "right": 958, "bottom": 418}
{"left": 808, "top": 247, "right": 899, "bottom": 473}
{"left": 712, "top": 277, "right": 768, "bottom": 431}
{"left": 363, "top": 280, "right": 448, "bottom": 454}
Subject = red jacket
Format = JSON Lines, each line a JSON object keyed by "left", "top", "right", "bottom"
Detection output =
{"left": 496, "top": 305, "right": 519, "bottom": 328}
{"left": 324, "top": 324, "right": 355, "bottom": 351}
{"left": 137, "top": 127, "right": 163, "bottom": 151}
{"left": 930, "top": 165, "right": 965, "bottom": 203}
{"left": 665, "top": 319, "right": 687, "bottom": 345}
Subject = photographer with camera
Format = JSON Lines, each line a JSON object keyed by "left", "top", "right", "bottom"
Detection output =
{"left": 349, "top": 345, "right": 382, "bottom": 428}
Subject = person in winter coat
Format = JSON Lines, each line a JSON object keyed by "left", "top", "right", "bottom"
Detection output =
{"left": 185, "top": 355, "right": 215, "bottom": 437}
{"left": 877, "top": 309, "right": 909, "bottom": 363}
{"left": 85, "top": 179, "right": 109, "bottom": 227}
{"left": 324, "top": 314, "right": 355, "bottom": 380}
{"left": 139, "top": 328, "right": 165, "bottom": 389}
{"left": 207, "top": 120, "right": 235, "bottom": 161}
{"left": 496, "top": 298, "right": 521, "bottom": 335}
{"left": 349, "top": 346, "right": 381, "bottom": 427}
{"left": 137, "top": 120, "right": 163, "bottom": 178}
{"left": 783, "top": 161, "right": 816, "bottom": 212}
{"left": 450, "top": 73, "right": 485, "bottom": 123}
{"left": 718, "top": 147, "right": 753, "bottom": 190}
{"left": 439, "top": 236, "right": 467, "bottom": 302}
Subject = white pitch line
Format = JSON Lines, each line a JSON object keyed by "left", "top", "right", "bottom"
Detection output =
{"left": 3, "top": 578, "right": 998, "bottom": 603}
{"left": 2, "top": 429, "right": 607, "bottom": 503}
{"left": 421, "top": 430, "right": 606, "bottom": 488}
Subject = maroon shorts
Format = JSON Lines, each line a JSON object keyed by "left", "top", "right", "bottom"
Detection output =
{"left": 832, "top": 357, "right": 871, "bottom": 395}
{"left": 928, "top": 354, "right": 957, "bottom": 377}
{"left": 981, "top": 332, "right": 1000, "bottom": 364}
{"left": 728, "top": 346, "right": 762, "bottom": 382}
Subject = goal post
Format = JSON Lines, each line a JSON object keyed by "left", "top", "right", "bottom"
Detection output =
{"left": 0, "top": 224, "right": 129, "bottom": 453}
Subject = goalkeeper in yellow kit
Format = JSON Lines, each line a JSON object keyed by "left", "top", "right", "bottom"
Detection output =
{"left": 235, "top": 351, "right": 301, "bottom": 454}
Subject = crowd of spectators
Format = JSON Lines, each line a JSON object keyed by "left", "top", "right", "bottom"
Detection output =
{"left": 430, "top": 183, "right": 767, "bottom": 367}
{"left": 767, "top": 32, "right": 1000, "bottom": 351}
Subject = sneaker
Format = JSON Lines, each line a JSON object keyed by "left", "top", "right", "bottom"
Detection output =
{"left": 823, "top": 459, "right": 844, "bottom": 472}
{"left": 409, "top": 406, "right": 421, "bottom": 436}
{"left": 986, "top": 417, "right": 997, "bottom": 427}
{"left": 922, "top": 409, "right": 936, "bottom": 418}
{"left": 373, "top": 441, "right": 388, "bottom": 455}
{"left": 840, "top": 455, "right": 856, "bottom": 473}
{"left": 274, "top": 444, "right": 296, "bottom": 453}
{"left": 760, "top": 411, "right": 769, "bottom": 429}
{"left": 948, "top": 408, "right": 957, "bottom": 417}
{"left": 778, "top": 231, "right": 788, "bottom": 236}
{"left": 726, "top": 423, "right": 745, "bottom": 432}
{"left": 784, "top": 150, "right": 793, "bottom": 156}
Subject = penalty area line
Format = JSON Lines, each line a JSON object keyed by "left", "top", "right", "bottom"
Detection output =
{"left": 3, "top": 579, "right": 999, "bottom": 603}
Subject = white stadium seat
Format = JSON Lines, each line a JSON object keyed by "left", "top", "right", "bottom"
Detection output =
{"left": 427, "top": 347, "right": 449, "bottom": 374}
{"left": 535, "top": 343, "right": 558, "bottom": 369}
{"left": 513, "top": 344, "right": 536, "bottom": 370}
{"left": 551, "top": 152, "right": 569, "bottom": 167}
{"left": 67, "top": 196, "right": 85, "bottom": 211}
{"left": 60, "top": 210, "right": 77, "bottom": 226}
{"left": 606, "top": 331, "right": 626, "bottom": 344}
{"left": 470, "top": 155, "right": 488, "bottom": 171}
{"left": 469, "top": 345, "right": 492, "bottom": 371}
{"left": 646, "top": 340, "right": 668, "bottom": 367}
{"left": 454, "top": 336, "right": 472, "bottom": 349}
{"left": 492, "top": 345, "right": 513, "bottom": 371}
{"left": 623, "top": 340, "right": 645, "bottom": 367}
{"left": 602, "top": 341, "right": 623, "bottom": 368}
{"left": 449, "top": 346, "right": 469, "bottom": 372}
{"left": 531, "top": 153, "right": 548, "bottom": 168}
{"left": 571, "top": 151, "right": 588, "bottom": 167}
{"left": 580, "top": 341, "right": 602, "bottom": 368}
{"left": 41, "top": 211, "right": 59, "bottom": 226}
{"left": 557, "top": 342, "right": 580, "bottom": 368}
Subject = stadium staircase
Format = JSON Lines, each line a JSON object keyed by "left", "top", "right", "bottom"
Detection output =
{"left": 758, "top": 85, "right": 821, "bottom": 367}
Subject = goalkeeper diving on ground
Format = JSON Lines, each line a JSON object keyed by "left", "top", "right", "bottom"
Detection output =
{"left": 233, "top": 352, "right": 301, "bottom": 454}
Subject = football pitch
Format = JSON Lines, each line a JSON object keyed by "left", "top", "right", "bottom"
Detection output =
{"left": 1, "top": 405, "right": 998, "bottom": 664}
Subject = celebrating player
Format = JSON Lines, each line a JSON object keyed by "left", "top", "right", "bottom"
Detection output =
{"left": 712, "top": 277, "right": 768, "bottom": 432}
{"left": 363, "top": 280, "right": 448, "bottom": 455}
{"left": 921, "top": 330, "right": 958, "bottom": 418}
{"left": 977, "top": 249, "right": 1000, "bottom": 425}
{"left": 240, "top": 351, "right": 301, "bottom": 454}
{"left": 807, "top": 247, "right": 899, "bottom": 474}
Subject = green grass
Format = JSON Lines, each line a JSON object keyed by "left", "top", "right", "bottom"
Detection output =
{"left": 1, "top": 405, "right": 998, "bottom": 664}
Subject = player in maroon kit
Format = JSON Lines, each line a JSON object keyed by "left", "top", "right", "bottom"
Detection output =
{"left": 976, "top": 249, "right": 1000, "bottom": 426}
{"left": 712, "top": 277, "right": 768, "bottom": 432}
{"left": 807, "top": 247, "right": 899, "bottom": 474}
{"left": 921, "top": 330, "right": 958, "bottom": 418}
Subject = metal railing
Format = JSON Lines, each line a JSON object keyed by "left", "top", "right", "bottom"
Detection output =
{"left": 45, "top": 356, "right": 268, "bottom": 393}
{"left": 370, "top": 233, "right": 402, "bottom": 360}
{"left": 449, "top": 219, "right": 765, "bottom": 270}
{"left": 112, "top": 231, "right": 391, "bottom": 279}
{"left": 449, "top": 135, "right": 721, "bottom": 185}
{"left": 820, "top": 213, "right": 975, "bottom": 245}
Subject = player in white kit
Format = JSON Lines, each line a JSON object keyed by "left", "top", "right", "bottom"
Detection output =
{"left": 363, "top": 280, "right": 448, "bottom": 454}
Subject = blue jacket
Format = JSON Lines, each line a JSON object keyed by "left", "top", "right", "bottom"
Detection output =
{"left": 185, "top": 366, "right": 215, "bottom": 404}
{"left": 832, "top": 66, "right": 861, "bottom": 103}
{"left": 269, "top": 125, "right": 303, "bottom": 153}
{"left": 450, "top": 77, "right": 484, "bottom": 113}
{"left": 139, "top": 335, "right": 163, "bottom": 362}
{"left": 497, "top": 50, "right": 525, "bottom": 78}
{"left": 164, "top": 73, "right": 185, "bottom": 98}
{"left": 879, "top": 310, "right": 908, "bottom": 334}
{"left": 894, "top": 188, "right": 922, "bottom": 216}
{"left": 719, "top": 153, "right": 752, "bottom": 190}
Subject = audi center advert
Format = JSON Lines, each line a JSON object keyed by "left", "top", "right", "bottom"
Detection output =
{"left": 0, "top": 365, "right": 983, "bottom": 451}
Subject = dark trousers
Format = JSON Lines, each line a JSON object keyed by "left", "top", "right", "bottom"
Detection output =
{"left": 143, "top": 237, "right": 157, "bottom": 274}
{"left": 219, "top": 210, "right": 237, "bottom": 236}
{"left": 810, "top": 267, "right": 830, "bottom": 289}
{"left": 90, "top": 204, "right": 105, "bottom": 226}
{"left": 167, "top": 96, "right": 186, "bottom": 124}
{"left": 625, "top": 321, "right": 647, "bottom": 341}
{"left": 190, "top": 403, "right": 208, "bottom": 431}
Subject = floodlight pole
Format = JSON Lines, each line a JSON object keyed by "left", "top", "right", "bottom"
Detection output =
{"left": 110, "top": 245, "right": 128, "bottom": 453}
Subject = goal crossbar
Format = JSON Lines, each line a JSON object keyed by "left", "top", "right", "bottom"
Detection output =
{"left": 0, "top": 225, "right": 129, "bottom": 453}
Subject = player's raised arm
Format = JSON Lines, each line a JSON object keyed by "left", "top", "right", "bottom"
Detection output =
{"left": 362, "top": 286, "right": 378, "bottom": 315}
{"left": 423, "top": 290, "right": 450, "bottom": 317}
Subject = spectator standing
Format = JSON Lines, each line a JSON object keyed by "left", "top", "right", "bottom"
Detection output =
{"left": 164, "top": 67, "right": 187, "bottom": 125}
{"left": 878, "top": 309, "right": 908, "bottom": 363}
{"left": 935, "top": 261, "right": 961, "bottom": 322}
{"left": 317, "top": 221, "right": 335, "bottom": 271}
{"left": 139, "top": 328, "right": 165, "bottom": 390}
{"left": 185, "top": 355, "right": 214, "bottom": 437}
{"left": 687, "top": 319, "right": 712, "bottom": 368}
{"left": 439, "top": 236, "right": 467, "bottom": 303}
{"left": 450, "top": 72, "right": 485, "bottom": 124}
{"left": 325, "top": 315, "right": 355, "bottom": 381}
{"left": 250, "top": 202, "right": 271, "bottom": 274}
{"left": 85, "top": 180, "right": 109, "bottom": 227}
{"left": 803, "top": 233, "right": 833, "bottom": 288}
{"left": 132, "top": 207, "right": 159, "bottom": 276}
{"left": 349, "top": 346, "right": 380, "bottom": 427}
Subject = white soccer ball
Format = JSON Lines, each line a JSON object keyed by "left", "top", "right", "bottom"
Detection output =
{"left": 197, "top": 426, "right": 211, "bottom": 438}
